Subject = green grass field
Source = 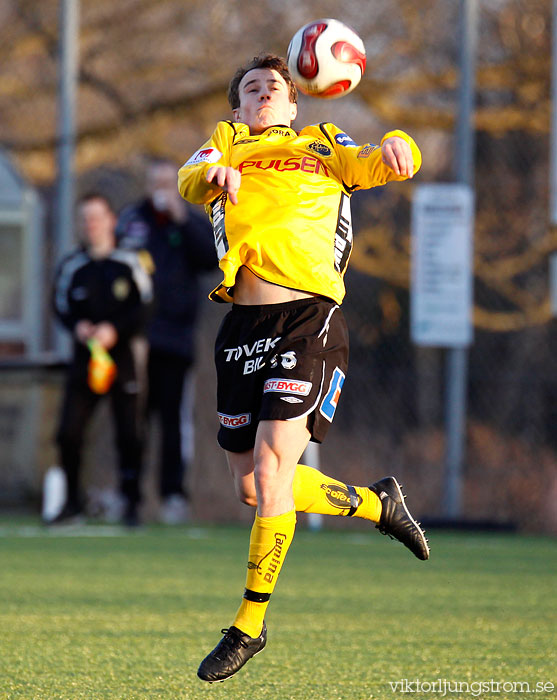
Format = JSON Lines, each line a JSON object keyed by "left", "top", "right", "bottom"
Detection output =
{"left": 0, "top": 519, "right": 555, "bottom": 700}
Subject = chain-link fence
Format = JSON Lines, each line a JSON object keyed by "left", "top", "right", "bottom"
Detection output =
{"left": 0, "top": 0, "right": 555, "bottom": 532}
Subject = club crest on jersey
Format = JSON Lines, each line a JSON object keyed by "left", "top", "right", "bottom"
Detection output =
{"left": 335, "top": 133, "right": 358, "bottom": 148}
{"left": 184, "top": 147, "right": 222, "bottom": 166}
{"left": 307, "top": 140, "right": 332, "bottom": 158}
{"left": 319, "top": 367, "right": 345, "bottom": 422}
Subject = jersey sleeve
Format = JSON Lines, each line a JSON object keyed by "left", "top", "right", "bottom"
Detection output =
{"left": 318, "top": 123, "right": 422, "bottom": 192}
{"left": 178, "top": 121, "right": 235, "bottom": 205}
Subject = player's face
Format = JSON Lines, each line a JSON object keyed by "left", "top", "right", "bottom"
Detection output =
{"left": 233, "top": 68, "right": 297, "bottom": 134}
{"left": 79, "top": 199, "right": 115, "bottom": 252}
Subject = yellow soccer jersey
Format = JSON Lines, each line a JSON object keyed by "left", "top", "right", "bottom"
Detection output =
{"left": 178, "top": 121, "right": 421, "bottom": 304}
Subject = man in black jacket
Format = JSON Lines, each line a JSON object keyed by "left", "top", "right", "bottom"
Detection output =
{"left": 50, "top": 192, "right": 153, "bottom": 526}
{"left": 117, "top": 159, "right": 216, "bottom": 523}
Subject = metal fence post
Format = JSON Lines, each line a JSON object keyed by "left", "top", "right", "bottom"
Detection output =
{"left": 444, "top": 0, "right": 478, "bottom": 518}
{"left": 54, "top": 0, "right": 80, "bottom": 357}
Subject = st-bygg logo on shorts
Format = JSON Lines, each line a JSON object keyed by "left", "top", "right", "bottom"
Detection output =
{"left": 218, "top": 412, "right": 251, "bottom": 428}
{"left": 263, "top": 379, "right": 312, "bottom": 395}
{"left": 319, "top": 367, "right": 345, "bottom": 422}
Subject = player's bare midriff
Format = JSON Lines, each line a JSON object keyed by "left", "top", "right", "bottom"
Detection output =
{"left": 233, "top": 265, "right": 317, "bottom": 305}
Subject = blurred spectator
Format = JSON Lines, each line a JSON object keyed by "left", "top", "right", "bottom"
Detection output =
{"left": 117, "top": 158, "right": 217, "bottom": 523}
{"left": 49, "top": 193, "right": 153, "bottom": 526}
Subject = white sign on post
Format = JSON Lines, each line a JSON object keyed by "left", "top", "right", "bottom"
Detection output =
{"left": 411, "top": 183, "right": 475, "bottom": 347}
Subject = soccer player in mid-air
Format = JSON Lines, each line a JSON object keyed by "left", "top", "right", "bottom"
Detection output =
{"left": 178, "top": 53, "right": 429, "bottom": 683}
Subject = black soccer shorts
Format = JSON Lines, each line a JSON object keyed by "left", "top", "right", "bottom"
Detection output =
{"left": 214, "top": 297, "right": 349, "bottom": 452}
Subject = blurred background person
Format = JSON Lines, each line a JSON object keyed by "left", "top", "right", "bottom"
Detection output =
{"left": 117, "top": 158, "right": 217, "bottom": 524}
{"left": 49, "top": 192, "right": 153, "bottom": 527}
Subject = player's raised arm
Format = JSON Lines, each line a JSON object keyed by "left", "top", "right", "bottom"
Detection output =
{"left": 315, "top": 124, "right": 421, "bottom": 191}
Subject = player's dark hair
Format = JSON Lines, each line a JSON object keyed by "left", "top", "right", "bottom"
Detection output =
{"left": 228, "top": 53, "right": 298, "bottom": 109}
{"left": 78, "top": 191, "right": 115, "bottom": 214}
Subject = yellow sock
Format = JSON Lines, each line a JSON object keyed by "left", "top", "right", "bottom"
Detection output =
{"left": 293, "top": 464, "right": 382, "bottom": 522}
{"left": 233, "top": 509, "right": 296, "bottom": 638}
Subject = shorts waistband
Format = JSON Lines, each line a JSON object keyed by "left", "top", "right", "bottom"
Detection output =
{"left": 231, "top": 296, "right": 329, "bottom": 315}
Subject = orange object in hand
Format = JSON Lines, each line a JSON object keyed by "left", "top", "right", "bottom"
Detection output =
{"left": 87, "top": 338, "right": 117, "bottom": 394}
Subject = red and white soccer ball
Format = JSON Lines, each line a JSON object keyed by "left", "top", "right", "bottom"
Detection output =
{"left": 287, "top": 18, "right": 366, "bottom": 99}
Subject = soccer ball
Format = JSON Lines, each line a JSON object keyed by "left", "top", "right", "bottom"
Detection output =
{"left": 287, "top": 18, "right": 366, "bottom": 99}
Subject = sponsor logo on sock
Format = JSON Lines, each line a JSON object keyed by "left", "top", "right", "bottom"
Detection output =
{"left": 247, "top": 532, "right": 288, "bottom": 584}
{"left": 263, "top": 533, "right": 286, "bottom": 584}
{"left": 321, "top": 483, "right": 362, "bottom": 510}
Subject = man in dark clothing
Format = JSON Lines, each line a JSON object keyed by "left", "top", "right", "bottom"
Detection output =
{"left": 50, "top": 192, "right": 153, "bottom": 526}
{"left": 117, "top": 159, "right": 216, "bottom": 522}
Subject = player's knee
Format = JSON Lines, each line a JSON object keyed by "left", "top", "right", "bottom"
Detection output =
{"left": 240, "top": 491, "right": 257, "bottom": 507}
{"left": 254, "top": 461, "right": 283, "bottom": 497}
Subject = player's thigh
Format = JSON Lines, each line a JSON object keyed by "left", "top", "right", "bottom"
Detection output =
{"left": 253, "top": 419, "right": 310, "bottom": 514}
{"left": 254, "top": 418, "right": 311, "bottom": 477}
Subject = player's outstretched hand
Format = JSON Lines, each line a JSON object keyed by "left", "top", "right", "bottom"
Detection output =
{"left": 381, "top": 137, "right": 414, "bottom": 179}
{"left": 206, "top": 165, "right": 242, "bottom": 205}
